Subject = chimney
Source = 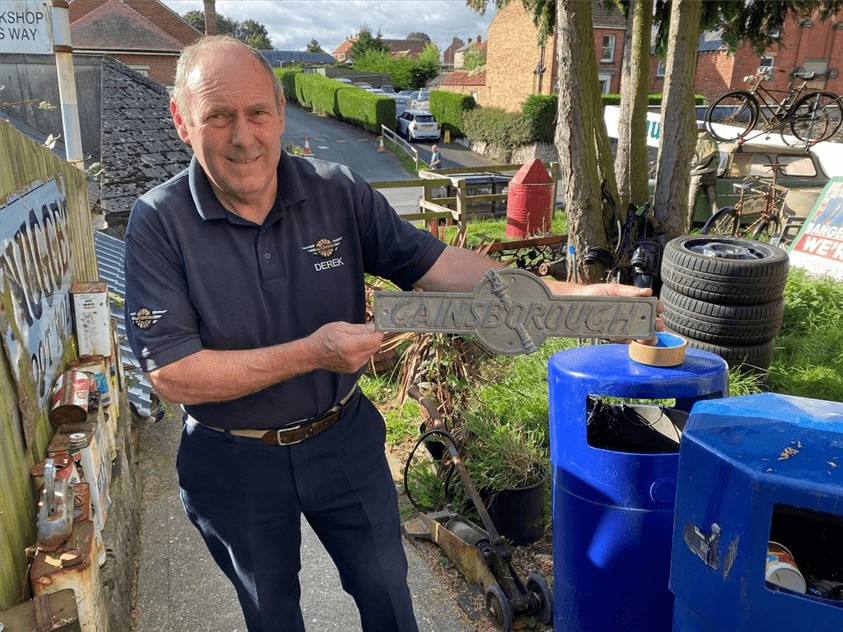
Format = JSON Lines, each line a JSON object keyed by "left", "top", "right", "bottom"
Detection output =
{"left": 467, "top": 37, "right": 473, "bottom": 44}
{"left": 477, "top": 35, "right": 482, "bottom": 44}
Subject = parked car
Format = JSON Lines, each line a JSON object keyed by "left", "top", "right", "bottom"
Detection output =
{"left": 333, "top": 77, "right": 353, "bottom": 85}
{"left": 380, "top": 85, "right": 396, "bottom": 93}
{"left": 353, "top": 82, "right": 373, "bottom": 89}
{"left": 390, "top": 94, "right": 411, "bottom": 117}
{"left": 396, "top": 109, "right": 441, "bottom": 142}
{"left": 654, "top": 141, "right": 829, "bottom": 226}
{"left": 430, "top": 172, "right": 512, "bottom": 218}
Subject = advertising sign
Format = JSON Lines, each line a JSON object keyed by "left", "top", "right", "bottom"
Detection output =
{"left": 788, "top": 177, "right": 843, "bottom": 281}
{"left": 0, "top": 178, "right": 74, "bottom": 444}
{"left": 0, "top": 0, "right": 53, "bottom": 55}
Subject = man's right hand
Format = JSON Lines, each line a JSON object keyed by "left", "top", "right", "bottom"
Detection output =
{"left": 308, "top": 322, "right": 385, "bottom": 373}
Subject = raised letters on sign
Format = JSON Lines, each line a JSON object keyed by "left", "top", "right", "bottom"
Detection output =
{"left": 374, "top": 269, "right": 657, "bottom": 355}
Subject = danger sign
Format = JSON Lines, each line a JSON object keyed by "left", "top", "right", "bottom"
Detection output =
{"left": 788, "top": 177, "right": 843, "bottom": 281}
{"left": 0, "top": 0, "right": 53, "bottom": 55}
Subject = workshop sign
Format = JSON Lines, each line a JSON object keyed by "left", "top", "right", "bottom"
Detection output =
{"left": 0, "top": 177, "right": 75, "bottom": 430}
{"left": 0, "top": 0, "right": 53, "bottom": 55}
{"left": 788, "top": 177, "right": 843, "bottom": 281}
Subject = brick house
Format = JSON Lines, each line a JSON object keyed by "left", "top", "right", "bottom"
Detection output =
{"left": 442, "top": 37, "right": 465, "bottom": 70}
{"left": 331, "top": 37, "right": 429, "bottom": 62}
{"left": 69, "top": 0, "right": 201, "bottom": 86}
{"left": 454, "top": 35, "right": 485, "bottom": 69}
{"left": 482, "top": 1, "right": 626, "bottom": 112}
{"left": 649, "top": 7, "right": 843, "bottom": 103}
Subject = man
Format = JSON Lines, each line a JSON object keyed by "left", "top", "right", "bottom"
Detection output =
{"left": 124, "top": 36, "right": 657, "bottom": 632}
{"left": 429, "top": 144, "right": 442, "bottom": 170}
{"left": 688, "top": 121, "right": 721, "bottom": 225}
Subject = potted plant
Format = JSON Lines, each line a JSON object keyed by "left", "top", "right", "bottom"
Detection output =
{"left": 459, "top": 410, "right": 549, "bottom": 545}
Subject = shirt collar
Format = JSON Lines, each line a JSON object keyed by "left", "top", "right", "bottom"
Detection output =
{"left": 188, "top": 151, "right": 309, "bottom": 224}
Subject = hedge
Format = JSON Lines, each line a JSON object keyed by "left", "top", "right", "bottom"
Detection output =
{"left": 428, "top": 90, "right": 476, "bottom": 138}
{"left": 462, "top": 107, "right": 532, "bottom": 149}
{"left": 275, "top": 68, "right": 299, "bottom": 104}
{"left": 336, "top": 89, "right": 396, "bottom": 133}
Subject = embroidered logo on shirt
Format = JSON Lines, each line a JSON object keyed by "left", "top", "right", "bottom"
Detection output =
{"left": 130, "top": 308, "right": 166, "bottom": 329}
{"left": 302, "top": 237, "right": 342, "bottom": 258}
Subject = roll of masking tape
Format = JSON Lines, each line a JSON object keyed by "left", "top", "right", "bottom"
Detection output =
{"left": 628, "top": 332, "right": 687, "bottom": 367}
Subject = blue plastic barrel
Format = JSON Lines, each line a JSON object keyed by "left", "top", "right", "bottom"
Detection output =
{"left": 548, "top": 344, "right": 728, "bottom": 632}
{"left": 671, "top": 393, "right": 843, "bottom": 631}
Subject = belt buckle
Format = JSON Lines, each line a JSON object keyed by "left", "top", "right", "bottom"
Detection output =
{"left": 275, "top": 423, "right": 305, "bottom": 446}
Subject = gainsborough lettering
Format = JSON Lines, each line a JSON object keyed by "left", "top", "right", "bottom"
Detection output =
{"left": 374, "top": 269, "right": 657, "bottom": 355}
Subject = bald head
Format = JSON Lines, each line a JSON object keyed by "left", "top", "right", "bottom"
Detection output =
{"left": 171, "top": 35, "right": 284, "bottom": 124}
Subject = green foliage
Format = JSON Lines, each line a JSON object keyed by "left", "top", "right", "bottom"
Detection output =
{"left": 182, "top": 10, "right": 272, "bottom": 49}
{"left": 275, "top": 68, "right": 299, "bottom": 104}
{"left": 352, "top": 44, "right": 440, "bottom": 91}
{"left": 336, "top": 88, "right": 396, "bottom": 133}
{"left": 306, "top": 39, "right": 324, "bottom": 53}
{"left": 429, "top": 90, "right": 476, "bottom": 137}
{"left": 766, "top": 269, "right": 843, "bottom": 401}
{"left": 522, "top": 94, "right": 557, "bottom": 143}
{"left": 350, "top": 27, "right": 390, "bottom": 59}
{"left": 463, "top": 48, "right": 486, "bottom": 71}
{"left": 463, "top": 107, "right": 532, "bottom": 149}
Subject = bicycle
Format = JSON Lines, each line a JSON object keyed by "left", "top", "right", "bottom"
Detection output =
{"left": 700, "top": 163, "right": 788, "bottom": 241}
{"left": 704, "top": 67, "right": 843, "bottom": 145}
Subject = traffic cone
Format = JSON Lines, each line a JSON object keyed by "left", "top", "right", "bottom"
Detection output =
{"left": 377, "top": 136, "right": 385, "bottom": 152}
{"left": 303, "top": 136, "right": 313, "bottom": 156}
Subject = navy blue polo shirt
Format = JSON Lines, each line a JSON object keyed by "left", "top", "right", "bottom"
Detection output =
{"left": 124, "top": 152, "right": 446, "bottom": 429}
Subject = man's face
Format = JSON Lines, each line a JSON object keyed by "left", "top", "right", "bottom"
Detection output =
{"left": 171, "top": 44, "right": 285, "bottom": 211}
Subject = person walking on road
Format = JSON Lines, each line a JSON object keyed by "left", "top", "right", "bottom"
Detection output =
{"left": 123, "top": 35, "right": 659, "bottom": 632}
{"left": 429, "top": 144, "right": 442, "bottom": 170}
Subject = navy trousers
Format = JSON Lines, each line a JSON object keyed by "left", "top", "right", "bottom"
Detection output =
{"left": 176, "top": 395, "right": 419, "bottom": 632}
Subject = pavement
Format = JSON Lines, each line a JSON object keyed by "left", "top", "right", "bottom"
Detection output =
{"left": 132, "top": 405, "right": 476, "bottom": 632}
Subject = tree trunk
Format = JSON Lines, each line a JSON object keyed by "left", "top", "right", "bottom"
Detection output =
{"left": 203, "top": 0, "right": 218, "bottom": 35}
{"left": 556, "top": 0, "right": 616, "bottom": 283}
{"left": 615, "top": 0, "right": 653, "bottom": 213}
{"left": 652, "top": 0, "right": 702, "bottom": 239}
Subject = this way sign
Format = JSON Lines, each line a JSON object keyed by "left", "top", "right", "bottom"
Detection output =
{"left": 0, "top": 0, "right": 53, "bottom": 55}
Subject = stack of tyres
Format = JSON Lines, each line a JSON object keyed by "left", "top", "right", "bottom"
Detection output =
{"left": 659, "top": 235, "right": 789, "bottom": 372}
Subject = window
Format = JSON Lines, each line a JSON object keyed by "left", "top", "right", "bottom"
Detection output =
{"left": 601, "top": 35, "right": 615, "bottom": 63}
{"left": 759, "top": 55, "right": 775, "bottom": 70}
{"left": 127, "top": 64, "right": 150, "bottom": 77}
{"left": 598, "top": 74, "right": 612, "bottom": 95}
{"left": 656, "top": 60, "right": 666, "bottom": 78}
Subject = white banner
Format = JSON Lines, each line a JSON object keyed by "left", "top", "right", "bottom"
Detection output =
{"left": 0, "top": 0, "right": 53, "bottom": 55}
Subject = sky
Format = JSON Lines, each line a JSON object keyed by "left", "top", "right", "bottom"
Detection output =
{"left": 159, "top": 1, "right": 497, "bottom": 56}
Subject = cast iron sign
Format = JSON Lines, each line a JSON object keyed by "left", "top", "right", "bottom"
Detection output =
{"left": 374, "top": 269, "right": 657, "bottom": 355}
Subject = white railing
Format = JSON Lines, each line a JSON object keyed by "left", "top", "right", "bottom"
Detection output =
{"left": 380, "top": 124, "right": 422, "bottom": 169}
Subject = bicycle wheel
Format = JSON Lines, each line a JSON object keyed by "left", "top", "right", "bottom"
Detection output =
{"left": 789, "top": 91, "right": 843, "bottom": 143}
{"left": 704, "top": 91, "right": 758, "bottom": 142}
{"left": 701, "top": 206, "right": 741, "bottom": 236}
{"left": 746, "top": 215, "right": 781, "bottom": 242}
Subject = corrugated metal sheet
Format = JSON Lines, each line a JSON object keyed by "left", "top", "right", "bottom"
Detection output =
{"left": 93, "top": 231, "right": 155, "bottom": 418}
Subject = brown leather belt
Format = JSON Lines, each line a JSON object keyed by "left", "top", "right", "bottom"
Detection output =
{"left": 185, "top": 387, "right": 360, "bottom": 446}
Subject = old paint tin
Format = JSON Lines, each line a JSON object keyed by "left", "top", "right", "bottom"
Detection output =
{"left": 49, "top": 370, "right": 90, "bottom": 426}
{"left": 766, "top": 541, "right": 806, "bottom": 593}
{"left": 69, "top": 355, "right": 111, "bottom": 407}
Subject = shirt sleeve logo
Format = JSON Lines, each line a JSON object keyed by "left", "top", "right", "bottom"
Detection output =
{"left": 303, "top": 236, "right": 342, "bottom": 258}
{"left": 131, "top": 308, "right": 167, "bottom": 329}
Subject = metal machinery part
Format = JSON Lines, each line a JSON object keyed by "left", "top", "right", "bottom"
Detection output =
{"left": 402, "top": 387, "right": 554, "bottom": 632}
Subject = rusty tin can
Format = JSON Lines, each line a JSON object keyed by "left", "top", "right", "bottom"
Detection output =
{"left": 49, "top": 370, "right": 90, "bottom": 426}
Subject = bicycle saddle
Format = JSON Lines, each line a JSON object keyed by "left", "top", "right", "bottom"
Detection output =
{"left": 793, "top": 70, "right": 815, "bottom": 80}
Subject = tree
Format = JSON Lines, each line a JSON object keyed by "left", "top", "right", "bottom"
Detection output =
{"left": 555, "top": 0, "right": 618, "bottom": 283}
{"left": 407, "top": 32, "right": 432, "bottom": 43}
{"left": 350, "top": 28, "right": 390, "bottom": 60}
{"left": 181, "top": 11, "right": 272, "bottom": 49}
{"left": 615, "top": 1, "right": 653, "bottom": 214}
{"left": 306, "top": 39, "right": 324, "bottom": 53}
{"left": 237, "top": 19, "right": 273, "bottom": 50}
{"left": 202, "top": 0, "right": 217, "bottom": 35}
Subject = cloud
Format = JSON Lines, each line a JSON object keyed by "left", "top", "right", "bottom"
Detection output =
{"left": 160, "top": 0, "right": 496, "bottom": 54}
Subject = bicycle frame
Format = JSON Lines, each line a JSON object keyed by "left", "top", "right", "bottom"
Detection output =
{"left": 702, "top": 165, "right": 788, "bottom": 240}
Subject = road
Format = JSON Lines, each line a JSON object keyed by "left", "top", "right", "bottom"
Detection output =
{"left": 282, "top": 104, "right": 495, "bottom": 215}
